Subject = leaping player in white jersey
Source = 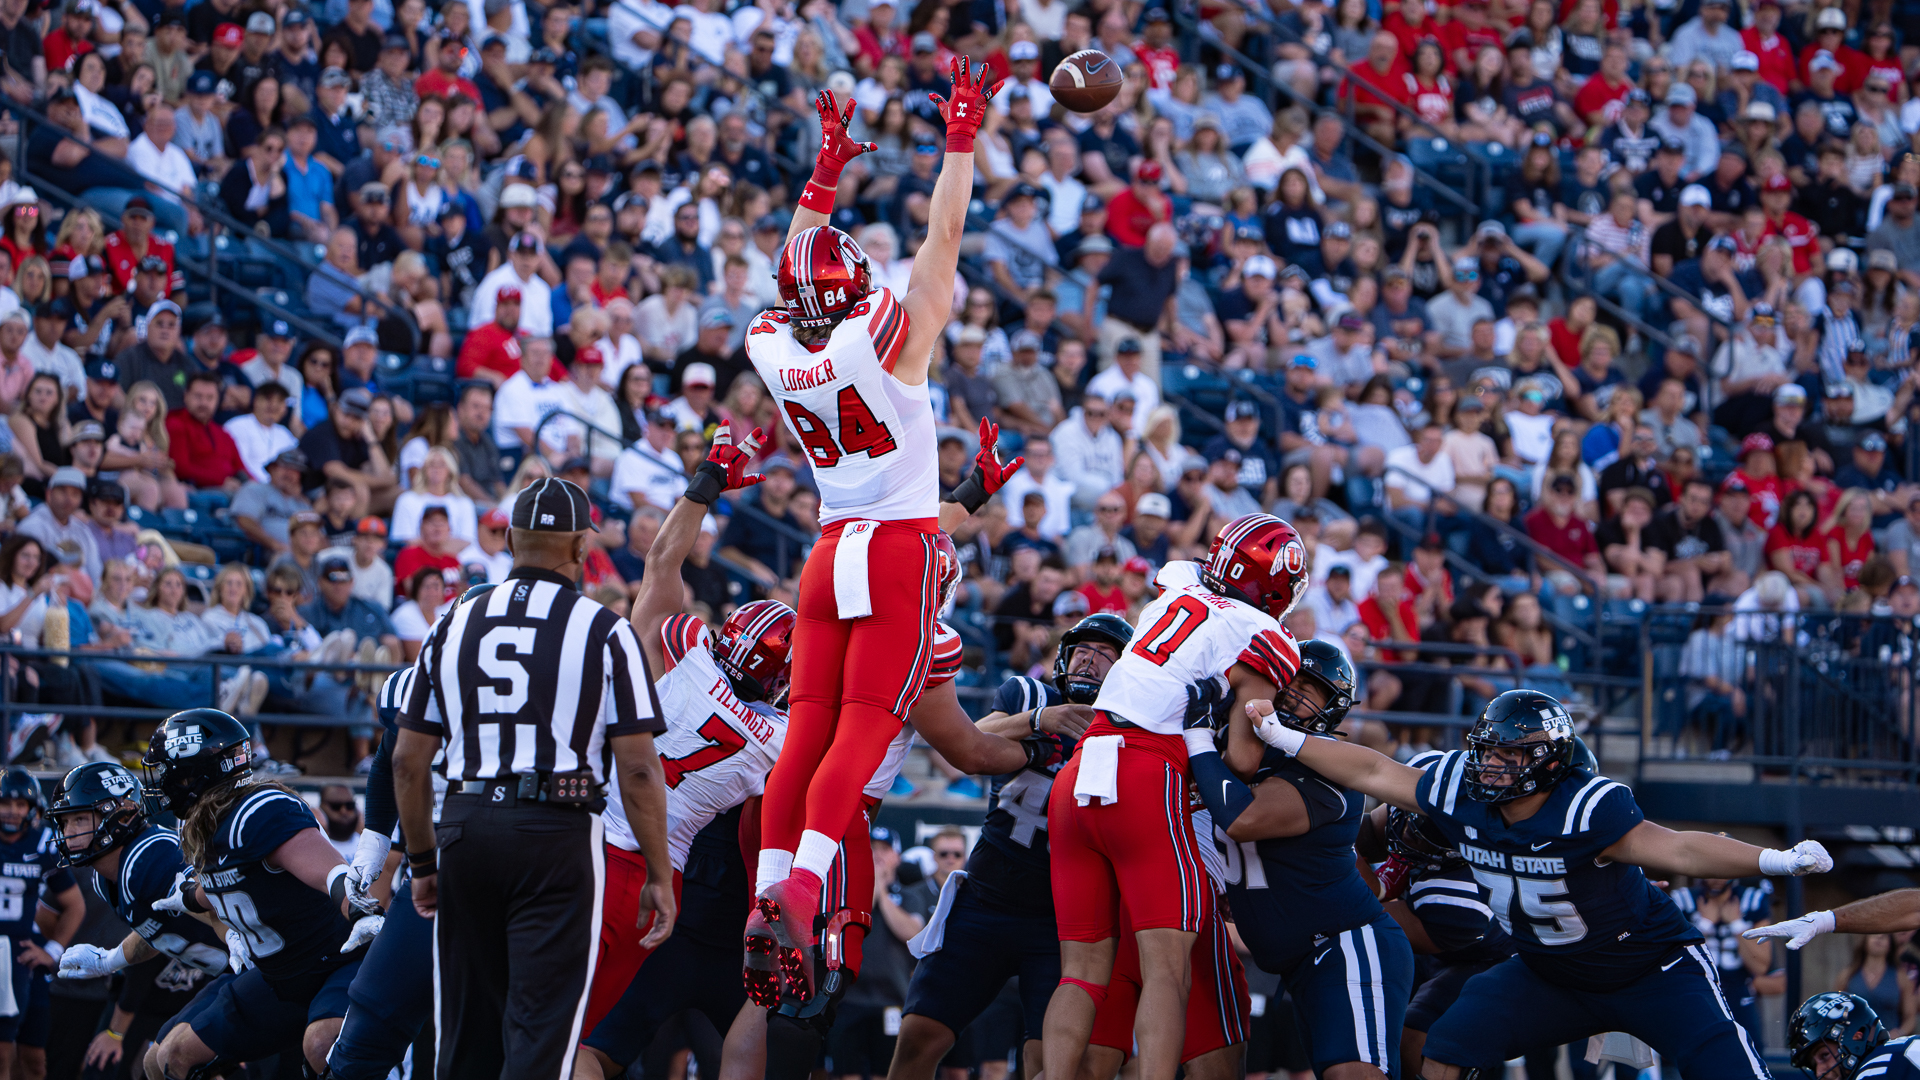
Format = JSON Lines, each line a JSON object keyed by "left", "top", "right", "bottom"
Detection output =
{"left": 744, "top": 56, "right": 1008, "bottom": 1004}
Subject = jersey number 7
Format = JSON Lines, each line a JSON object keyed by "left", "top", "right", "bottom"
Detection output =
{"left": 662, "top": 714, "right": 749, "bottom": 788}
{"left": 783, "top": 387, "right": 898, "bottom": 467}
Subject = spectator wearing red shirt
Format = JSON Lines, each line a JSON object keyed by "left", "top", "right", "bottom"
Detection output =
{"left": 1730, "top": 432, "right": 1783, "bottom": 528}
{"left": 1799, "top": 9, "right": 1869, "bottom": 92}
{"left": 1440, "top": 0, "right": 1505, "bottom": 71}
{"left": 1573, "top": 43, "right": 1635, "bottom": 127}
{"left": 1342, "top": 31, "right": 1410, "bottom": 145}
{"left": 1765, "top": 488, "right": 1824, "bottom": 596}
{"left": 1133, "top": 9, "right": 1179, "bottom": 90}
{"left": 393, "top": 504, "right": 465, "bottom": 595}
{"left": 1102, "top": 161, "right": 1173, "bottom": 248}
{"left": 1358, "top": 563, "right": 1421, "bottom": 662}
{"left": 1824, "top": 489, "right": 1875, "bottom": 594}
{"left": 103, "top": 199, "right": 185, "bottom": 297}
{"left": 1741, "top": 0, "right": 1796, "bottom": 93}
{"left": 1759, "top": 173, "right": 1817, "bottom": 274}
{"left": 1077, "top": 548, "right": 1130, "bottom": 615}
{"left": 1382, "top": 0, "right": 1442, "bottom": 67}
{"left": 1524, "top": 473, "right": 1604, "bottom": 575}
{"left": 42, "top": 4, "right": 94, "bottom": 82}
{"left": 852, "top": 0, "right": 907, "bottom": 72}
{"left": 165, "top": 371, "right": 247, "bottom": 491}
{"left": 457, "top": 284, "right": 525, "bottom": 385}
{"left": 413, "top": 29, "right": 482, "bottom": 105}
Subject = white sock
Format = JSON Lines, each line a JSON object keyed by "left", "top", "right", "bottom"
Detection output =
{"left": 793, "top": 830, "right": 840, "bottom": 883}
{"left": 754, "top": 849, "right": 793, "bottom": 896}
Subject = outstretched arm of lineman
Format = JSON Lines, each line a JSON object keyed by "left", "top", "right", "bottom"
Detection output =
{"left": 394, "top": 726, "right": 443, "bottom": 917}
{"left": 636, "top": 424, "right": 765, "bottom": 675}
{"left": 907, "top": 678, "right": 1054, "bottom": 777}
{"left": 611, "top": 730, "right": 677, "bottom": 949}
{"left": 1747, "top": 889, "right": 1920, "bottom": 951}
{"left": 1246, "top": 699, "right": 1426, "bottom": 810}
{"left": 1603, "top": 823, "right": 1829, "bottom": 885}
{"left": 894, "top": 57, "right": 999, "bottom": 388}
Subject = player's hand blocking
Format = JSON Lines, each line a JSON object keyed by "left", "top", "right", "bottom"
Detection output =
{"left": 945, "top": 417, "right": 1025, "bottom": 514}
{"left": 1744, "top": 909, "right": 1835, "bottom": 950}
{"left": 57, "top": 944, "right": 126, "bottom": 980}
{"left": 814, "top": 90, "right": 877, "bottom": 168}
{"left": 685, "top": 425, "right": 766, "bottom": 506}
{"left": 929, "top": 55, "right": 1001, "bottom": 152}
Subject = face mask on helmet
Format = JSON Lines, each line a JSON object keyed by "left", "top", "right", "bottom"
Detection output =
{"left": 717, "top": 601, "right": 795, "bottom": 706}
{"left": 1464, "top": 731, "right": 1562, "bottom": 803}
{"left": 1791, "top": 994, "right": 1887, "bottom": 1080}
{"left": 1052, "top": 613, "right": 1133, "bottom": 705}
{"left": 1384, "top": 808, "right": 1459, "bottom": 870}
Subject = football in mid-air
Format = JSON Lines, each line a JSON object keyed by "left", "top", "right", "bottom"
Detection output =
{"left": 1051, "top": 49, "right": 1123, "bottom": 113}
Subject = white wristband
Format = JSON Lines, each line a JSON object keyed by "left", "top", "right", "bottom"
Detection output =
{"left": 1756, "top": 847, "right": 1795, "bottom": 875}
{"left": 1182, "top": 729, "right": 1219, "bottom": 758}
{"left": 42, "top": 941, "right": 62, "bottom": 964}
{"left": 1255, "top": 711, "right": 1307, "bottom": 755}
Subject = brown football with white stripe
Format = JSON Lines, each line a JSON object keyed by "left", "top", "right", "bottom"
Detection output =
{"left": 1050, "top": 49, "right": 1123, "bottom": 113}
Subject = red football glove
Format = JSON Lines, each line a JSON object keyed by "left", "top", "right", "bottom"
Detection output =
{"left": 1374, "top": 854, "right": 1414, "bottom": 902}
{"left": 685, "top": 425, "right": 765, "bottom": 505}
{"left": 944, "top": 417, "right": 1024, "bottom": 514}
{"left": 799, "top": 90, "right": 876, "bottom": 214}
{"left": 929, "top": 55, "right": 1001, "bottom": 153}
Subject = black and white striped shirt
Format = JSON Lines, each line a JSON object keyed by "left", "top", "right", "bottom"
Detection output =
{"left": 397, "top": 567, "right": 663, "bottom": 783}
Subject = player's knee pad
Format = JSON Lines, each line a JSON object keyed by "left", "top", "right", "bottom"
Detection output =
{"left": 1060, "top": 977, "right": 1108, "bottom": 1007}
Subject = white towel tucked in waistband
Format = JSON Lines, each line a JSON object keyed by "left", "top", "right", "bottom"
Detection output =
{"left": 834, "top": 519, "right": 880, "bottom": 619}
{"left": 0, "top": 937, "right": 18, "bottom": 1017}
{"left": 1074, "top": 734, "right": 1126, "bottom": 806}
{"left": 1585, "top": 1033, "right": 1654, "bottom": 1069}
{"left": 907, "top": 869, "right": 969, "bottom": 958}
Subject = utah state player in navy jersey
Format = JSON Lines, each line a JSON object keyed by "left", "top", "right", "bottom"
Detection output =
{"left": 889, "top": 612, "right": 1129, "bottom": 1080}
{"left": 47, "top": 762, "right": 229, "bottom": 1071}
{"left": 1788, "top": 992, "right": 1903, "bottom": 1080}
{"left": 1186, "top": 640, "right": 1413, "bottom": 1080}
{"left": 327, "top": 666, "right": 443, "bottom": 1080}
{"left": 142, "top": 709, "right": 383, "bottom": 1080}
{"left": 1245, "top": 687, "right": 1835, "bottom": 1080}
{"left": 1671, "top": 876, "right": 1774, "bottom": 1042}
{"left": 1356, "top": 794, "right": 1514, "bottom": 1072}
{"left": 0, "top": 766, "right": 83, "bottom": 1080}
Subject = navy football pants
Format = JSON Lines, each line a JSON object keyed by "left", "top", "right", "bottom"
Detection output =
{"left": 327, "top": 885, "right": 432, "bottom": 1080}
{"left": 1423, "top": 944, "right": 1769, "bottom": 1079}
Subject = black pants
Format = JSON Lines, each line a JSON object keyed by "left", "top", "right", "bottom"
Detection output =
{"left": 434, "top": 794, "right": 603, "bottom": 1080}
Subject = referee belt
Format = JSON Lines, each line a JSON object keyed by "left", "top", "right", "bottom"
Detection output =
{"left": 451, "top": 772, "right": 601, "bottom": 810}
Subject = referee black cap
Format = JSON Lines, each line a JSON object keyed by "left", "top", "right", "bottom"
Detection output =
{"left": 513, "top": 478, "right": 598, "bottom": 533}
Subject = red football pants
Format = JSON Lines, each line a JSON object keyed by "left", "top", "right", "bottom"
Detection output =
{"left": 1091, "top": 900, "right": 1251, "bottom": 1061}
{"left": 1048, "top": 719, "right": 1213, "bottom": 942}
{"left": 582, "top": 845, "right": 684, "bottom": 1037}
{"left": 739, "top": 795, "right": 878, "bottom": 976}
{"left": 758, "top": 519, "right": 939, "bottom": 860}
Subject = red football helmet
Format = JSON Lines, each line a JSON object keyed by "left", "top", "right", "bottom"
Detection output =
{"left": 715, "top": 599, "right": 798, "bottom": 704}
{"left": 778, "top": 225, "right": 873, "bottom": 329}
{"left": 1203, "top": 514, "right": 1309, "bottom": 621}
{"left": 933, "top": 532, "right": 961, "bottom": 617}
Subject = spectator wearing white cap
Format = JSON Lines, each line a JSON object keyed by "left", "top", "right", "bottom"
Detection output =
{"left": 20, "top": 467, "right": 101, "bottom": 585}
{"left": 1426, "top": 257, "right": 1496, "bottom": 359}
{"left": 1085, "top": 332, "right": 1159, "bottom": 432}
{"left": 1650, "top": 83, "right": 1721, "bottom": 181}
{"left": 470, "top": 229, "right": 556, "bottom": 337}
{"left": 1653, "top": 184, "right": 1715, "bottom": 277}
{"left": 1050, "top": 393, "right": 1125, "bottom": 513}
{"left": 661, "top": 361, "right": 722, "bottom": 436}
{"left": 993, "top": 330, "right": 1065, "bottom": 440}
{"left": 995, "top": 39, "right": 1054, "bottom": 114}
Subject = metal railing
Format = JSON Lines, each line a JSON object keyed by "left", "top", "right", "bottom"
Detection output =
{"left": 5, "top": 98, "right": 419, "bottom": 352}
{"left": 1562, "top": 223, "right": 1737, "bottom": 422}
{"left": 1167, "top": 6, "right": 1482, "bottom": 226}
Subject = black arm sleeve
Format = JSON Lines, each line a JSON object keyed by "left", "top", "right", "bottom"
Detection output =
{"left": 362, "top": 708, "right": 400, "bottom": 841}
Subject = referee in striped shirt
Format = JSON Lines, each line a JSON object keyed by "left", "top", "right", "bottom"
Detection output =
{"left": 392, "top": 477, "right": 677, "bottom": 1079}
